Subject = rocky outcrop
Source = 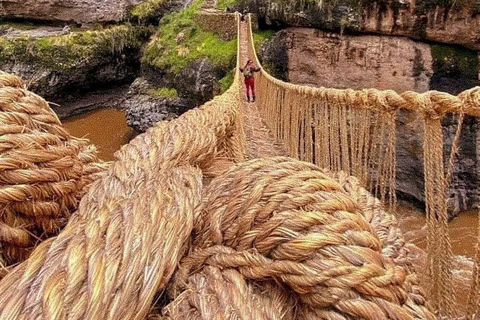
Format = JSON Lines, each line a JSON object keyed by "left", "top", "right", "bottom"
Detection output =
{"left": 0, "top": 0, "right": 142, "bottom": 24}
{"left": 363, "top": 1, "right": 480, "bottom": 51}
{"left": 264, "top": 28, "right": 433, "bottom": 93}
{"left": 397, "top": 110, "right": 479, "bottom": 214}
{"left": 0, "top": 0, "right": 186, "bottom": 24}
{"left": 258, "top": 27, "right": 479, "bottom": 212}
{"left": 0, "top": 25, "right": 150, "bottom": 100}
{"left": 175, "top": 58, "right": 223, "bottom": 103}
{"left": 144, "top": 57, "right": 227, "bottom": 105}
{"left": 123, "top": 77, "right": 192, "bottom": 132}
{"left": 239, "top": 0, "right": 480, "bottom": 50}
{"left": 258, "top": 30, "right": 289, "bottom": 81}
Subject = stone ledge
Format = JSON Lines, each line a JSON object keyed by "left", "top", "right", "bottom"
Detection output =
{"left": 195, "top": 11, "right": 237, "bottom": 41}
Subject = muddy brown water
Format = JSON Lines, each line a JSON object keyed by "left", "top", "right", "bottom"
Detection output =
{"left": 63, "top": 107, "right": 478, "bottom": 313}
{"left": 62, "top": 108, "right": 134, "bottom": 161}
{"left": 396, "top": 201, "right": 479, "bottom": 258}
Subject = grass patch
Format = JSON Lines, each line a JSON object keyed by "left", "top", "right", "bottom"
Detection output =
{"left": 142, "top": 0, "right": 237, "bottom": 74}
{"left": 217, "top": 0, "right": 240, "bottom": 10}
{"left": 0, "top": 21, "right": 37, "bottom": 30}
{"left": 253, "top": 29, "right": 274, "bottom": 53}
{"left": 130, "top": 0, "right": 168, "bottom": 20}
{"left": 0, "top": 24, "right": 149, "bottom": 70}
{"left": 147, "top": 87, "right": 178, "bottom": 97}
{"left": 218, "top": 70, "right": 234, "bottom": 93}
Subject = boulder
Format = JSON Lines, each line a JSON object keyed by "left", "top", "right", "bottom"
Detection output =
{"left": 258, "top": 30, "right": 289, "bottom": 81}
{"left": 123, "top": 77, "right": 192, "bottom": 132}
{"left": 175, "top": 58, "right": 221, "bottom": 104}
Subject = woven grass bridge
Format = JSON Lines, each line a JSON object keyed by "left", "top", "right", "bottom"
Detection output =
{"left": 1, "top": 13, "right": 480, "bottom": 319}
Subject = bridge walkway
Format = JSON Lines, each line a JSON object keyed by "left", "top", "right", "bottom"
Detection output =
{"left": 238, "top": 21, "right": 286, "bottom": 159}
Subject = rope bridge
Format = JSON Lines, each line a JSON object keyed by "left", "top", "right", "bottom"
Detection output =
{"left": 0, "top": 13, "right": 478, "bottom": 319}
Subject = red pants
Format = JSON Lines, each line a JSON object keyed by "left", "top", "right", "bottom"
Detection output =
{"left": 244, "top": 77, "right": 255, "bottom": 99}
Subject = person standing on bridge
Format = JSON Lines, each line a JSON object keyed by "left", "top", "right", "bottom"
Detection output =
{"left": 239, "top": 59, "right": 261, "bottom": 102}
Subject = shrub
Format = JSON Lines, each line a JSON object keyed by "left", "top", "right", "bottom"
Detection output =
{"left": 147, "top": 87, "right": 179, "bottom": 97}
{"left": 142, "top": 0, "right": 237, "bottom": 74}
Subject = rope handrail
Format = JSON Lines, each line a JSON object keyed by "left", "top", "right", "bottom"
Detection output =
{"left": 246, "top": 14, "right": 480, "bottom": 318}
{"left": 247, "top": 17, "right": 480, "bottom": 117}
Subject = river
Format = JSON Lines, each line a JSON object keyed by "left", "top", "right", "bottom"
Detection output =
{"left": 62, "top": 107, "right": 478, "bottom": 313}
{"left": 62, "top": 108, "right": 134, "bottom": 161}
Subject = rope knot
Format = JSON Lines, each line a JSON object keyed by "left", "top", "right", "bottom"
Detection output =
{"left": 166, "top": 158, "right": 433, "bottom": 319}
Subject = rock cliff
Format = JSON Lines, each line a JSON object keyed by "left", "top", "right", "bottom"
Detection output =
{"left": 0, "top": 0, "right": 142, "bottom": 24}
{"left": 0, "top": 25, "right": 150, "bottom": 100}
{"left": 239, "top": 0, "right": 480, "bottom": 50}
{"left": 259, "top": 27, "right": 479, "bottom": 213}
{"left": 262, "top": 28, "right": 433, "bottom": 93}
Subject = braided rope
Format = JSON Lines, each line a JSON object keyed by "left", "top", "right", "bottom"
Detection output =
{"left": 164, "top": 267, "right": 295, "bottom": 320}
{"left": 0, "top": 14, "right": 244, "bottom": 317}
{"left": 0, "top": 91, "right": 244, "bottom": 319}
{"left": 0, "top": 74, "right": 109, "bottom": 266}
{"left": 167, "top": 157, "right": 434, "bottom": 320}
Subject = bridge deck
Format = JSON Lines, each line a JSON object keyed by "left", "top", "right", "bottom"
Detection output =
{"left": 238, "top": 22, "right": 286, "bottom": 159}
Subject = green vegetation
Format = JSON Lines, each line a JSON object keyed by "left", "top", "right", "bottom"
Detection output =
{"left": 147, "top": 87, "right": 178, "bottom": 97}
{"left": 431, "top": 44, "right": 478, "bottom": 78}
{"left": 142, "top": 0, "right": 237, "bottom": 74}
{"left": 217, "top": 0, "right": 240, "bottom": 10}
{"left": 0, "top": 21, "right": 37, "bottom": 30}
{"left": 130, "top": 0, "right": 168, "bottom": 20}
{"left": 218, "top": 70, "right": 234, "bottom": 92}
{"left": 0, "top": 25, "right": 148, "bottom": 71}
{"left": 253, "top": 29, "right": 274, "bottom": 53}
{"left": 140, "top": 0, "right": 278, "bottom": 96}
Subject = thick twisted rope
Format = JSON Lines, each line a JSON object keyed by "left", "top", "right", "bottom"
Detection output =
{"left": 334, "top": 171, "right": 433, "bottom": 319}
{"left": 0, "top": 32, "right": 244, "bottom": 317}
{"left": 168, "top": 157, "right": 434, "bottom": 320}
{"left": 163, "top": 266, "right": 295, "bottom": 320}
{"left": 0, "top": 72, "right": 109, "bottom": 266}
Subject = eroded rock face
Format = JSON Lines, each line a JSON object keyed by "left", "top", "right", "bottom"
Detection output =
{"left": 241, "top": 0, "right": 480, "bottom": 50}
{"left": 0, "top": 26, "right": 149, "bottom": 100}
{"left": 0, "top": 0, "right": 143, "bottom": 23}
{"left": 144, "top": 57, "right": 224, "bottom": 105}
{"left": 259, "top": 27, "right": 480, "bottom": 212}
{"left": 176, "top": 58, "right": 221, "bottom": 104}
{"left": 270, "top": 28, "right": 433, "bottom": 93}
{"left": 364, "top": 1, "right": 480, "bottom": 51}
{"left": 123, "top": 77, "right": 192, "bottom": 133}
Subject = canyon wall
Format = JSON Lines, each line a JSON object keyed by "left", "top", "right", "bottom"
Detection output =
{"left": 272, "top": 28, "right": 433, "bottom": 93}
{"left": 0, "top": 0, "right": 143, "bottom": 23}
{"left": 259, "top": 27, "right": 479, "bottom": 213}
{"left": 240, "top": 0, "right": 480, "bottom": 50}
